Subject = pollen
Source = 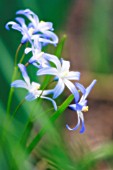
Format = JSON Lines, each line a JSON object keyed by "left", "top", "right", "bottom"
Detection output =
{"left": 82, "top": 106, "right": 89, "bottom": 112}
{"left": 38, "top": 52, "right": 44, "bottom": 59}
{"left": 60, "top": 71, "right": 69, "bottom": 78}
{"left": 36, "top": 84, "right": 40, "bottom": 90}
{"left": 28, "top": 27, "right": 34, "bottom": 35}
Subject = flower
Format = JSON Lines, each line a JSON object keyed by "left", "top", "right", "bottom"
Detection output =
{"left": 25, "top": 37, "right": 50, "bottom": 68}
{"left": 11, "top": 64, "right": 57, "bottom": 110}
{"left": 5, "top": 17, "right": 33, "bottom": 44}
{"left": 16, "top": 9, "right": 58, "bottom": 46}
{"left": 5, "top": 9, "right": 58, "bottom": 45}
{"left": 37, "top": 55, "right": 80, "bottom": 99}
{"left": 66, "top": 80, "right": 97, "bottom": 133}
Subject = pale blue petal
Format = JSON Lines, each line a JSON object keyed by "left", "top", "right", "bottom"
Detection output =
{"left": 80, "top": 121, "right": 85, "bottom": 133}
{"left": 11, "top": 80, "right": 27, "bottom": 89}
{"left": 53, "top": 79, "right": 65, "bottom": 99}
{"left": 16, "top": 9, "right": 39, "bottom": 28}
{"left": 41, "top": 96, "right": 57, "bottom": 111}
{"left": 41, "top": 89, "right": 54, "bottom": 96}
{"left": 25, "top": 92, "right": 37, "bottom": 101}
{"left": 66, "top": 71, "right": 80, "bottom": 80}
{"left": 25, "top": 47, "right": 32, "bottom": 54}
{"left": 18, "top": 64, "right": 30, "bottom": 85}
{"left": 15, "top": 17, "right": 26, "bottom": 26}
{"left": 61, "top": 59, "right": 70, "bottom": 72}
{"left": 79, "top": 100, "right": 87, "bottom": 107}
{"left": 43, "top": 53, "right": 61, "bottom": 70}
{"left": 68, "top": 104, "right": 76, "bottom": 111}
{"left": 5, "top": 21, "right": 21, "bottom": 31}
{"left": 39, "top": 31, "right": 58, "bottom": 45}
{"left": 69, "top": 103, "right": 82, "bottom": 111}
{"left": 15, "top": 17, "right": 33, "bottom": 44}
{"left": 66, "top": 114, "right": 80, "bottom": 131}
{"left": 75, "top": 82, "right": 86, "bottom": 94}
{"left": 32, "top": 35, "right": 42, "bottom": 50}
{"left": 64, "top": 79, "right": 79, "bottom": 102}
{"left": 21, "top": 35, "right": 29, "bottom": 44}
{"left": 82, "top": 80, "right": 97, "bottom": 100}
{"left": 79, "top": 111, "right": 85, "bottom": 133}
{"left": 37, "top": 67, "right": 58, "bottom": 76}
{"left": 38, "top": 22, "right": 53, "bottom": 31}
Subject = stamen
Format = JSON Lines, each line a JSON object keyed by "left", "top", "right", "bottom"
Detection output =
{"left": 82, "top": 106, "right": 89, "bottom": 112}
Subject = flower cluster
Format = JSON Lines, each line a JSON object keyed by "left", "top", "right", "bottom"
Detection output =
{"left": 6, "top": 9, "right": 96, "bottom": 133}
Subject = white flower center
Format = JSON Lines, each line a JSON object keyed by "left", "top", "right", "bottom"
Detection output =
{"left": 28, "top": 27, "right": 35, "bottom": 36}
{"left": 36, "top": 52, "right": 44, "bottom": 59}
{"left": 60, "top": 71, "right": 69, "bottom": 78}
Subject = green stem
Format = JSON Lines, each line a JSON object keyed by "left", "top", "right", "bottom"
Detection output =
{"left": 19, "top": 42, "right": 28, "bottom": 64}
{"left": 26, "top": 94, "right": 74, "bottom": 155}
{"left": 6, "top": 66, "right": 18, "bottom": 116}
{"left": 14, "top": 43, "right": 22, "bottom": 66}
{"left": 11, "top": 99, "right": 25, "bottom": 119}
{"left": 6, "top": 44, "right": 22, "bottom": 116}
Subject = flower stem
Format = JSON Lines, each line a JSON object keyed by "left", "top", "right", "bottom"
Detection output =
{"left": 14, "top": 43, "right": 22, "bottom": 66}
{"left": 6, "top": 44, "right": 22, "bottom": 116}
{"left": 26, "top": 94, "right": 74, "bottom": 155}
{"left": 6, "top": 66, "right": 18, "bottom": 116}
{"left": 19, "top": 42, "right": 28, "bottom": 64}
{"left": 11, "top": 99, "right": 25, "bottom": 119}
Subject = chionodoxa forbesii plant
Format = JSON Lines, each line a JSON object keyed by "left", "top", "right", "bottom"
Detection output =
{"left": 5, "top": 9, "right": 96, "bottom": 155}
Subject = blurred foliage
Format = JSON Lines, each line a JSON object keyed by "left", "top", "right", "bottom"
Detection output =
{"left": 0, "top": 0, "right": 113, "bottom": 170}
{"left": 89, "top": 0, "right": 113, "bottom": 73}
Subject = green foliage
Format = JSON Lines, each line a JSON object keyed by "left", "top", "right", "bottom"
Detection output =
{"left": 0, "top": 1, "right": 113, "bottom": 169}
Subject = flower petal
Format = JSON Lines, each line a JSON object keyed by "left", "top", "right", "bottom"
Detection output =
{"left": 11, "top": 80, "right": 27, "bottom": 89}
{"left": 69, "top": 103, "right": 82, "bottom": 111}
{"left": 66, "top": 71, "right": 80, "bottom": 80}
{"left": 66, "top": 113, "right": 80, "bottom": 131}
{"left": 18, "top": 64, "right": 30, "bottom": 85}
{"left": 38, "top": 21, "right": 53, "bottom": 32}
{"left": 37, "top": 67, "right": 58, "bottom": 76}
{"left": 25, "top": 92, "right": 37, "bottom": 101}
{"left": 25, "top": 47, "right": 32, "bottom": 54}
{"left": 41, "top": 96, "right": 57, "bottom": 111}
{"left": 39, "top": 31, "right": 58, "bottom": 46}
{"left": 64, "top": 79, "right": 79, "bottom": 102}
{"left": 41, "top": 89, "right": 54, "bottom": 96}
{"left": 68, "top": 104, "right": 76, "bottom": 111}
{"left": 16, "top": 9, "right": 39, "bottom": 27}
{"left": 53, "top": 79, "right": 65, "bottom": 99}
{"left": 79, "top": 111, "right": 85, "bottom": 133}
{"left": 61, "top": 59, "right": 70, "bottom": 72}
{"left": 5, "top": 21, "right": 21, "bottom": 31}
{"left": 43, "top": 53, "right": 61, "bottom": 70}
{"left": 75, "top": 82, "right": 86, "bottom": 94}
{"left": 82, "top": 80, "right": 97, "bottom": 100}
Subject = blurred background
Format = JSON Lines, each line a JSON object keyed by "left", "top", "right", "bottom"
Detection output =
{"left": 0, "top": 0, "right": 113, "bottom": 169}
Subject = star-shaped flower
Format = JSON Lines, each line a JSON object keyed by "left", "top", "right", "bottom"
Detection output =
{"left": 11, "top": 64, "right": 57, "bottom": 110}
{"left": 37, "top": 55, "right": 80, "bottom": 99}
{"left": 16, "top": 9, "right": 58, "bottom": 46}
{"left": 66, "top": 80, "right": 97, "bottom": 133}
{"left": 6, "top": 9, "right": 58, "bottom": 46}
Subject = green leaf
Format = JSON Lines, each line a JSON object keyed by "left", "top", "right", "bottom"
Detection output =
{"left": 26, "top": 94, "right": 74, "bottom": 154}
{"left": 54, "top": 34, "right": 67, "bottom": 58}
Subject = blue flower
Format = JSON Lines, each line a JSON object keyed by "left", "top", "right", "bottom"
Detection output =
{"left": 5, "top": 17, "right": 33, "bottom": 44}
{"left": 25, "top": 37, "right": 50, "bottom": 68}
{"left": 37, "top": 55, "right": 80, "bottom": 99}
{"left": 66, "top": 80, "right": 97, "bottom": 133}
{"left": 16, "top": 9, "right": 58, "bottom": 46}
{"left": 11, "top": 64, "right": 57, "bottom": 110}
{"left": 6, "top": 9, "right": 58, "bottom": 45}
